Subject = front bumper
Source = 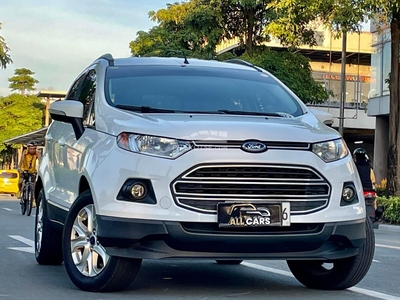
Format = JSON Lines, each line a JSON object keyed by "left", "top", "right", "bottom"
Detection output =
{"left": 97, "top": 216, "right": 366, "bottom": 260}
{"left": 93, "top": 145, "right": 365, "bottom": 224}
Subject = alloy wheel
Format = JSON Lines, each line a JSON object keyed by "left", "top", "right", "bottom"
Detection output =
{"left": 70, "top": 204, "right": 109, "bottom": 277}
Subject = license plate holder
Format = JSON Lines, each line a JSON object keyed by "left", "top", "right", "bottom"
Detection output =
{"left": 217, "top": 202, "right": 290, "bottom": 228}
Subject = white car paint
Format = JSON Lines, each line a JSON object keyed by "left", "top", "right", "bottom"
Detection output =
{"left": 39, "top": 56, "right": 366, "bottom": 239}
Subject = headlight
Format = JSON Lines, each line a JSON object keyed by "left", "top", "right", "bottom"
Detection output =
{"left": 117, "top": 133, "right": 192, "bottom": 159}
{"left": 312, "top": 139, "right": 348, "bottom": 162}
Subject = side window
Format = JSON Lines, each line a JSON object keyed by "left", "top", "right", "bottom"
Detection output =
{"left": 66, "top": 73, "right": 86, "bottom": 100}
{"left": 78, "top": 70, "right": 96, "bottom": 126}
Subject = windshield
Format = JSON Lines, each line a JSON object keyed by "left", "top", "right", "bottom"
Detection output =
{"left": 105, "top": 65, "right": 304, "bottom": 117}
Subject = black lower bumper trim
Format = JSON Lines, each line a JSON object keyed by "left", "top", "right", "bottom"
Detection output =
{"left": 97, "top": 215, "right": 366, "bottom": 260}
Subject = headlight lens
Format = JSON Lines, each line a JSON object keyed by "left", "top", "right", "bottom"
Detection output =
{"left": 117, "top": 133, "right": 192, "bottom": 159}
{"left": 312, "top": 139, "right": 348, "bottom": 162}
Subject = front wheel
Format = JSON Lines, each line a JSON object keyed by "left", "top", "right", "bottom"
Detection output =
{"left": 26, "top": 185, "right": 33, "bottom": 216}
{"left": 20, "top": 188, "right": 26, "bottom": 215}
{"left": 62, "top": 190, "right": 142, "bottom": 292}
{"left": 287, "top": 218, "right": 375, "bottom": 290}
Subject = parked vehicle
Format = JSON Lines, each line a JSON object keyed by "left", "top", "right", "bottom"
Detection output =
{"left": 34, "top": 54, "right": 375, "bottom": 292}
{"left": 0, "top": 169, "right": 19, "bottom": 196}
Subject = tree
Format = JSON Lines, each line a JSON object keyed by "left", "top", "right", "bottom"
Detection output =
{"left": 0, "top": 94, "right": 45, "bottom": 154}
{"left": 366, "top": 1, "right": 400, "bottom": 196}
{"left": 239, "top": 47, "right": 329, "bottom": 103}
{"left": 8, "top": 68, "right": 39, "bottom": 95}
{"left": 0, "top": 22, "right": 13, "bottom": 69}
{"left": 265, "top": 0, "right": 367, "bottom": 47}
{"left": 130, "top": 1, "right": 223, "bottom": 58}
{"left": 218, "top": 0, "right": 273, "bottom": 54}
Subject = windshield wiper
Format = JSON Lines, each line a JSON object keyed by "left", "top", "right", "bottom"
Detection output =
{"left": 115, "top": 105, "right": 226, "bottom": 114}
{"left": 114, "top": 105, "right": 291, "bottom": 117}
{"left": 115, "top": 105, "right": 176, "bottom": 113}
{"left": 217, "top": 110, "right": 290, "bottom": 117}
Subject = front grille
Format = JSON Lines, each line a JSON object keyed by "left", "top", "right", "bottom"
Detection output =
{"left": 183, "top": 166, "right": 319, "bottom": 181}
{"left": 171, "top": 164, "right": 331, "bottom": 214}
{"left": 174, "top": 182, "right": 329, "bottom": 196}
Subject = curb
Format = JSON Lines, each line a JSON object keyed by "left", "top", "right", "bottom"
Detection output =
{"left": 375, "top": 224, "right": 400, "bottom": 233}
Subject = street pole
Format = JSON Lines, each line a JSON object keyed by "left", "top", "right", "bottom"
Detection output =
{"left": 339, "top": 30, "right": 347, "bottom": 136}
{"left": 45, "top": 96, "right": 50, "bottom": 127}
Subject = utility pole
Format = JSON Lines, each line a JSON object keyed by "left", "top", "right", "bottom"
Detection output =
{"left": 339, "top": 30, "right": 347, "bottom": 136}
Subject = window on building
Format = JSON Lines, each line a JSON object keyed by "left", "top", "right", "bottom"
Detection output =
{"left": 382, "top": 42, "right": 391, "bottom": 95}
{"left": 370, "top": 45, "right": 382, "bottom": 98}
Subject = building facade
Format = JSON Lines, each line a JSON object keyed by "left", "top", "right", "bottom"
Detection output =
{"left": 367, "top": 23, "right": 391, "bottom": 183}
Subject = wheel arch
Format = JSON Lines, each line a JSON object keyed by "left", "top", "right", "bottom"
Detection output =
{"left": 79, "top": 175, "right": 91, "bottom": 195}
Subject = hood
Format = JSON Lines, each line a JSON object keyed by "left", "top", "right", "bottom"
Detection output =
{"left": 98, "top": 109, "right": 340, "bottom": 143}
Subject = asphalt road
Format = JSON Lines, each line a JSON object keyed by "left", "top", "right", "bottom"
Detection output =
{"left": 1, "top": 197, "right": 399, "bottom": 300}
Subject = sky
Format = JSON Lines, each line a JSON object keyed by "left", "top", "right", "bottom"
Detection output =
{"left": 0, "top": 0, "right": 169, "bottom": 96}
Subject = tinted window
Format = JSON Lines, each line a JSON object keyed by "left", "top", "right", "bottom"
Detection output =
{"left": 66, "top": 73, "right": 86, "bottom": 100}
{"left": 78, "top": 70, "right": 96, "bottom": 125}
{"left": 0, "top": 172, "right": 18, "bottom": 178}
{"left": 105, "top": 66, "right": 303, "bottom": 117}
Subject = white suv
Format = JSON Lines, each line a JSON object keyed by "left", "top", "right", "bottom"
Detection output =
{"left": 34, "top": 54, "right": 374, "bottom": 292}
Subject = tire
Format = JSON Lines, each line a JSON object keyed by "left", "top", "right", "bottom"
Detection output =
{"left": 35, "top": 189, "right": 63, "bottom": 265}
{"left": 26, "top": 185, "right": 33, "bottom": 217}
{"left": 20, "top": 188, "right": 26, "bottom": 215}
{"left": 287, "top": 218, "right": 375, "bottom": 290}
{"left": 215, "top": 260, "right": 243, "bottom": 265}
{"left": 62, "top": 190, "right": 142, "bottom": 292}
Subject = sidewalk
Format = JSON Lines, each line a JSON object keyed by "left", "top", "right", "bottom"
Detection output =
{"left": 375, "top": 223, "right": 400, "bottom": 233}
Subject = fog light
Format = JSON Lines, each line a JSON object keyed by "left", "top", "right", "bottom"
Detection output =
{"left": 130, "top": 183, "right": 147, "bottom": 200}
{"left": 342, "top": 187, "right": 355, "bottom": 202}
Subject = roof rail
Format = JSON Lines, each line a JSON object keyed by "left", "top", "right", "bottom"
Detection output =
{"left": 98, "top": 53, "right": 114, "bottom": 66}
{"left": 224, "top": 59, "right": 262, "bottom": 72}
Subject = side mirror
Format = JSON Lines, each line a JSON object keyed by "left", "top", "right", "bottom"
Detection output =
{"left": 49, "top": 100, "right": 85, "bottom": 139}
{"left": 309, "top": 109, "right": 334, "bottom": 127}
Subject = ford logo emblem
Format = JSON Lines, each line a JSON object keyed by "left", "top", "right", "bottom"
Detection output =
{"left": 241, "top": 141, "right": 267, "bottom": 153}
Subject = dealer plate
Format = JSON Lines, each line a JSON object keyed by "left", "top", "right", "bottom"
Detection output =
{"left": 217, "top": 202, "right": 290, "bottom": 228}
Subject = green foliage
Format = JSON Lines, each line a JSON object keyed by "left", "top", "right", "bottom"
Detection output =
{"left": 0, "top": 22, "right": 13, "bottom": 69}
{"left": 0, "top": 94, "right": 45, "bottom": 152}
{"left": 239, "top": 47, "right": 329, "bottom": 103}
{"left": 130, "top": 1, "right": 223, "bottom": 59}
{"left": 377, "top": 196, "right": 400, "bottom": 224}
{"left": 265, "top": 0, "right": 369, "bottom": 47}
{"left": 375, "top": 178, "right": 387, "bottom": 197}
{"left": 8, "top": 68, "right": 39, "bottom": 95}
{"left": 218, "top": 0, "right": 273, "bottom": 52}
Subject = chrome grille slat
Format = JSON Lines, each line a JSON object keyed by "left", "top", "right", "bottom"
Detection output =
{"left": 192, "top": 141, "right": 310, "bottom": 150}
{"left": 171, "top": 164, "right": 331, "bottom": 214}
{"left": 182, "top": 164, "right": 323, "bottom": 181}
{"left": 176, "top": 197, "right": 328, "bottom": 214}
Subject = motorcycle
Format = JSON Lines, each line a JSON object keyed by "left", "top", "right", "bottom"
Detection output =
{"left": 363, "top": 189, "right": 378, "bottom": 223}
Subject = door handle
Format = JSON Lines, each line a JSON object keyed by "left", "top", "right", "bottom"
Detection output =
{"left": 58, "top": 139, "right": 66, "bottom": 146}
